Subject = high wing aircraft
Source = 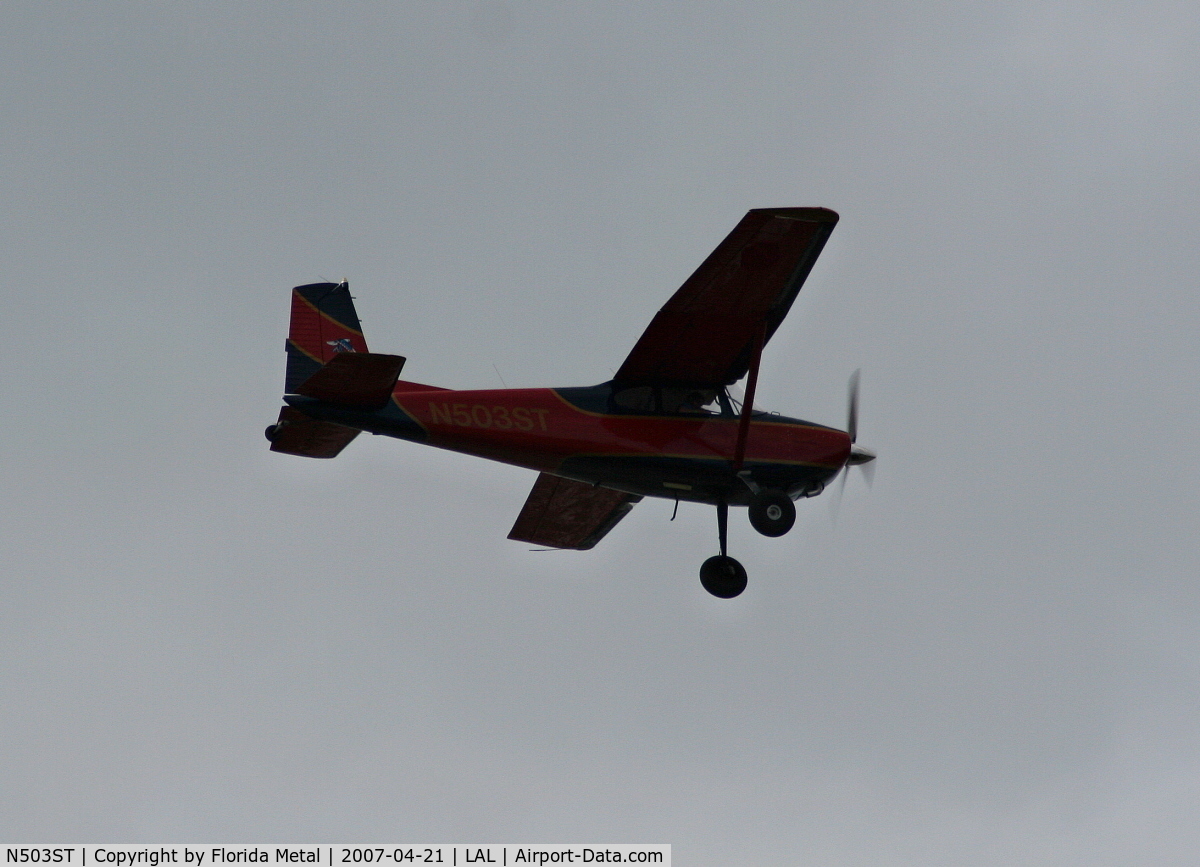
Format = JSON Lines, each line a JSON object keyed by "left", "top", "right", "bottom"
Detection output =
{"left": 265, "top": 207, "right": 875, "bottom": 598}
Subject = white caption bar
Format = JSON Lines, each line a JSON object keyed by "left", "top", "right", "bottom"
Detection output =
{"left": 2, "top": 847, "right": 669, "bottom": 867}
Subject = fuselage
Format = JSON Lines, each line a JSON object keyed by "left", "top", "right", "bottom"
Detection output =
{"left": 287, "top": 380, "right": 851, "bottom": 507}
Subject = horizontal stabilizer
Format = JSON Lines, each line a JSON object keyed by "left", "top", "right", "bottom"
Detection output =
{"left": 508, "top": 472, "right": 641, "bottom": 550}
{"left": 294, "top": 352, "right": 406, "bottom": 409}
{"left": 268, "top": 406, "right": 360, "bottom": 459}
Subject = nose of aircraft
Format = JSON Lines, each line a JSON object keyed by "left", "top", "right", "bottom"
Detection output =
{"left": 847, "top": 443, "right": 876, "bottom": 465}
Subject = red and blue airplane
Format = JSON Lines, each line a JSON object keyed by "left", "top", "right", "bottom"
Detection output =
{"left": 265, "top": 207, "right": 875, "bottom": 597}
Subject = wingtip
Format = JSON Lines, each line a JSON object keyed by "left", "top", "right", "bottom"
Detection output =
{"left": 750, "top": 206, "right": 840, "bottom": 223}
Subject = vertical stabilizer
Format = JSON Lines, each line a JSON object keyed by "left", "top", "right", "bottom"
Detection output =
{"left": 285, "top": 281, "right": 369, "bottom": 392}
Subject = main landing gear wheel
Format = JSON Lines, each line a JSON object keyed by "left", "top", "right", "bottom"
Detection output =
{"left": 748, "top": 489, "right": 795, "bottom": 537}
{"left": 700, "top": 555, "right": 748, "bottom": 598}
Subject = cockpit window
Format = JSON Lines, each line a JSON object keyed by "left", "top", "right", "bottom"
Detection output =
{"left": 611, "top": 385, "right": 728, "bottom": 416}
{"left": 612, "top": 386, "right": 656, "bottom": 412}
{"left": 660, "top": 387, "right": 719, "bottom": 415}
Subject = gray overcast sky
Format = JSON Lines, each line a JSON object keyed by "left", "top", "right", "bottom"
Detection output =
{"left": 3, "top": 2, "right": 1200, "bottom": 863}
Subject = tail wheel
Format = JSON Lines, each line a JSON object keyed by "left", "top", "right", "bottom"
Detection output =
{"left": 700, "top": 555, "right": 748, "bottom": 598}
{"left": 748, "top": 489, "right": 796, "bottom": 537}
{"left": 264, "top": 424, "right": 280, "bottom": 442}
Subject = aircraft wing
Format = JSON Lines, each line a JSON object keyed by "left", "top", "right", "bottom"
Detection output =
{"left": 614, "top": 207, "right": 838, "bottom": 388}
{"left": 508, "top": 473, "right": 642, "bottom": 550}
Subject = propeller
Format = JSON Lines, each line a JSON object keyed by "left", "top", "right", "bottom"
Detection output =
{"left": 831, "top": 369, "right": 876, "bottom": 520}
{"left": 847, "top": 368, "right": 859, "bottom": 444}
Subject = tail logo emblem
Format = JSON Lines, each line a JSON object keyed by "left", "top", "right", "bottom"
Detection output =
{"left": 327, "top": 338, "right": 355, "bottom": 354}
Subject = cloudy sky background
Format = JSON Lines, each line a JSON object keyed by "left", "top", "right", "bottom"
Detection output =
{"left": 3, "top": 3, "right": 1200, "bottom": 863}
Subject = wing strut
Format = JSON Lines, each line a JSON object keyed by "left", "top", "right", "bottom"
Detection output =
{"left": 731, "top": 322, "right": 766, "bottom": 472}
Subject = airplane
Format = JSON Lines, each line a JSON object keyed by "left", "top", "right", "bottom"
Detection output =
{"left": 265, "top": 207, "right": 875, "bottom": 598}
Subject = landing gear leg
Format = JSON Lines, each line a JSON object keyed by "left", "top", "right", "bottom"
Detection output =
{"left": 700, "top": 498, "right": 747, "bottom": 598}
{"left": 717, "top": 499, "right": 728, "bottom": 557}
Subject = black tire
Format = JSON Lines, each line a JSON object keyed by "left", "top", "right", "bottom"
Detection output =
{"left": 700, "top": 555, "right": 748, "bottom": 598}
{"left": 264, "top": 424, "right": 279, "bottom": 442}
{"left": 748, "top": 489, "right": 796, "bottom": 537}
